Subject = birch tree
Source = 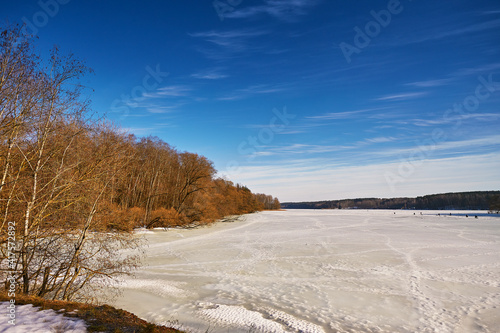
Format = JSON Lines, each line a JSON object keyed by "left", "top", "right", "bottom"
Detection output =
{"left": 0, "top": 24, "right": 141, "bottom": 302}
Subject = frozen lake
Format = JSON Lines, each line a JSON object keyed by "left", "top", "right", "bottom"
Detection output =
{"left": 111, "top": 210, "right": 500, "bottom": 333}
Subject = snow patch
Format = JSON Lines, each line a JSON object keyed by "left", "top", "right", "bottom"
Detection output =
{"left": 197, "top": 302, "right": 286, "bottom": 332}
{"left": 0, "top": 302, "right": 87, "bottom": 333}
{"left": 263, "top": 308, "right": 325, "bottom": 333}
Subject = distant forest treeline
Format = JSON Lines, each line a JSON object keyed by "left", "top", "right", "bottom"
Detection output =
{"left": 281, "top": 191, "right": 500, "bottom": 211}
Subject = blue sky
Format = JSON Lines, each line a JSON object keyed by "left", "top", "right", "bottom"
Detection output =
{"left": 3, "top": 0, "right": 500, "bottom": 202}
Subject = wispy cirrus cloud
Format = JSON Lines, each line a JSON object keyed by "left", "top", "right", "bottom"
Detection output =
{"left": 122, "top": 123, "right": 176, "bottom": 136}
{"left": 368, "top": 135, "right": 500, "bottom": 159}
{"left": 403, "top": 19, "right": 500, "bottom": 45}
{"left": 376, "top": 92, "right": 428, "bottom": 101}
{"left": 404, "top": 63, "right": 500, "bottom": 87}
{"left": 432, "top": 135, "right": 500, "bottom": 152}
{"left": 412, "top": 113, "right": 499, "bottom": 127}
{"left": 124, "top": 100, "right": 187, "bottom": 114}
{"left": 189, "top": 29, "right": 268, "bottom": 53}
{"left": 269, "top": 143, "right": 351, "bottom": 155}
{"left": 364, "top": 136, "right": 398, "bottom": 144}
{"left": 306, "top": 108, "right": 384, "bottom": 120}
{"left": 405, "top": 78, "right": 454, "bottom": 88}
{"left": 450, "top": 62, "right": 500, "bottom": 78}
{"left": 143, "top": 85, "right": 192, "bottom": 98}
{"left": 191, "top": 68, "right": 228, "bottom": 80}
{"left": 481, "top": 10, "right": 500, "bottom": 15}
{"left": 260, "top": 134, "right": 500, "bottom": 162}
{"left": 245, "top": 137, "right": 397, "bottom": 160}
{"left": 146, "top": 104, "right": 186, "bottom": 114}
{"left": 225, "top": 0, "right": 322, "bottom": 21}
{"left": 431, "top": 19, "right": 500, "bottom": 40}
{"left": 125, "top": 85, "right": 192, "bottom": 114}
{"left": 218, "top": 84, "right": 285, "bottom": 101}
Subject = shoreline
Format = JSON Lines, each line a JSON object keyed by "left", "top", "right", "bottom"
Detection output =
{"left": 0, "top": 292, "right": 184, "bottom": 332}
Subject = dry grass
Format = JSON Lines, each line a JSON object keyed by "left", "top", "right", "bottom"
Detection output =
{"left": 0, "top": 292, "right": 184, "bottom": 333}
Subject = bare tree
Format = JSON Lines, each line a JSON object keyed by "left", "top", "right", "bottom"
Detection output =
{"left": 0, "top": 24, "right": 142, "bottom": 302}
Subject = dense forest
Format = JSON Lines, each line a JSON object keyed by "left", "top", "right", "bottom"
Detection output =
{"left": 282, "top": 191, "right": 500, "bottom": 211}
{"left": 0, "top": 24, "right": 279, "bottom": 301}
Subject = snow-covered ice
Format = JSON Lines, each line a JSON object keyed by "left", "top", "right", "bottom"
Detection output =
{"left": 110, "top": 209, "right": 500, "bottom": 332}
{"left": 0, "top": 302, "right": 86, "bottom": 332}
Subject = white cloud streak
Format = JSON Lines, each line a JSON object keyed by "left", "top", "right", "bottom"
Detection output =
{"left": 143, "top": 85, "right": 192, "bottom": 98}
{"left": 189, "top": 29, "right": 268, "bottom": 54}
{"left": 225, "top": 0, "right": 322, "bottom": 21}
{"left": 402, "top": 20, "right": 500, "bottom": 45}
{"left": 405, "top": 78, "right": 454, "bottom": 88}
{"left": 412, "top": 113, "right": 499, "bottom": 127}
{"left": 307, "top": 109, "right": 371, "bottom": 120}
{"left": 218, "top": 84, "right": 286, "bottom": 101}
{"left": 191, "top": 68, "right": 228, "bottom": 80}
{"left": 376, "top": 92, "right": 428, "bottom": 101}
{"left": 430, "top": 19, "right": 500, "bottom": 41}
